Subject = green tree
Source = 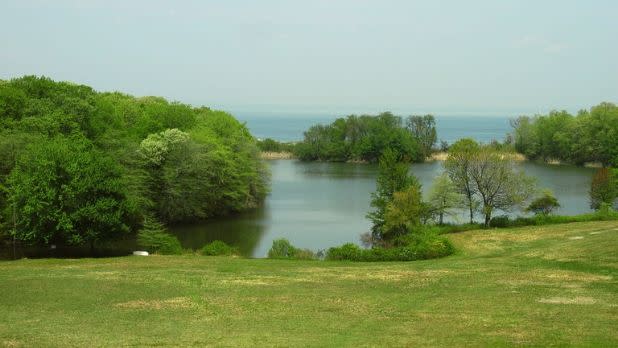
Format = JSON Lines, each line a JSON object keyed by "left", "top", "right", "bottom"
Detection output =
{"left": 427, "top": 173, "right": 463, "bottom": 225}
{"left": 589, "top": 168, "right": 616, "bottom": 210}
{"left": 383, "top": 184, "right": 426, "bottom": 237}
{"left": 406, "top": 114, "right": 437, "bottom": 158}
{"left": 526, "top": 190, "right": 560, "bottom": 215}
{"left": 469, "top": 148, "right": 536, "bottom": 226}
{"left": 367, "top": 148, "right": 418, "bottom": 240}
{"left": 7, "top": 136, "right": 138, "bottom": 249}
{"left": 444, "top": 138, "right": 480, "bottom": 224}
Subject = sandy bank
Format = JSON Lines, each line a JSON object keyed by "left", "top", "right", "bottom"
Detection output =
{"left": 260, "top": 151, "right": 295, "bottom": 160}
{"left": 428, "top": 152, "right": 527, "bottom": 162}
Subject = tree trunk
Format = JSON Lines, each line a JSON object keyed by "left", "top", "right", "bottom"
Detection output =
{"left": 484, "top": 212, "right": 491, "bottom": 227}
{"left": 439, "top": 212, "right": 444, "bottom": 225}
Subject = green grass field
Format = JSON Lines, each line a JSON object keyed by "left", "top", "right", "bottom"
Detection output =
{"left": 1, "top": 221, "right": 617, "bottom": 347}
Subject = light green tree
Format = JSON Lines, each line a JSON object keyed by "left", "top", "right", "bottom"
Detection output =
{"left": 444, "top": 138, "right": 481, "bottom": 224}
{"left": 427, "top": 173, "right": 464, "bottom": 225}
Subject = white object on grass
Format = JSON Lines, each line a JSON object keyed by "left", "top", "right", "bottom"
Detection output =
{"left": 133, "top": 251, "right": 149, "bottom": 256}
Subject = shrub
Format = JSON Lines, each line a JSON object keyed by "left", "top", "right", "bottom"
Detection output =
{"left": 201, "top": 240, "right": 238, "bottom": 256}
{"left": 267, "top": 238, "right": 315, "bottom": 260}
{"left": 526, "top": 190, "right": 560, "bottom": 215}
{"left": 489, "top": 215, "right": 511, "bottom": 228}
{"left": 325, "top": 243, "right": 362, "bottom": 261}
{"left": 137, "top": 217, "right": 182, "bottom": 255}
{"left": 326, "top": 229, "right": 454, "bottom": 262}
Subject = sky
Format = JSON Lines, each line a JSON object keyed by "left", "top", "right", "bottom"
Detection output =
{"left": 1, "top": 0, "right": 617, "bottom": 116}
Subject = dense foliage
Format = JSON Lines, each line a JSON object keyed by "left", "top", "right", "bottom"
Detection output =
{"left": 267, "top": 238, "right": 316, "bottom": 260}
{"left": 510, "top": 102, "right": 618, "bottom": 166}
{"left": 326, "top": 229, "right": 454, "bottom": 262}
{"left": 294, "top": 112, "right": 432, "bottom": 163}
{"left": 136, "top": 217, "right": 183, "bottom": 255}
{"left": 0, "top": 76, "right": 268, "bottom": 250}
{"left": 256, "top": 138, "right": 296, "bottom": 153}
{"left": 366, "top": 148, "right": 420, "bottom": 241}
{"left": 201, "top": 240, "right": 239, "bottom": 256}
{"left": 589, "top": 168, "right": 617, "bottom": 210}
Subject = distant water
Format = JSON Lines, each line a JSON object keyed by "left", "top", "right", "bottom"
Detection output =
{"left": 236, "top": 112, "right": 512, "bottom": 144}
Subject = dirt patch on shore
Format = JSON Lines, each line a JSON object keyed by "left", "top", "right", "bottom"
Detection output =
{"left": 260, "top": 151, "right": 295, "bottom": 160}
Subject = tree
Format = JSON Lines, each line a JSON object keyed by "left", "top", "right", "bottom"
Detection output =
{"left": 7, "top": 136, "right": 138, "bottom": 249}
{"left": 589, "top": 168, "right": 616, "bottom": 210}
{"left": 469, "top": 148, "right": 536, "bottom": 226}
{"left": 526, "top": 190, "right": 560, "bottom": 215}
{"left": 406, "top": 114, "right": 437, "bottom": 159}
{"left": 444, "top": 138, "right": 480, "bottom": 224}
{"left": 367, "top": 148, "right": 418, "bottom": 240}
{"left": 383, "top": 184, "right": 426, "bottom": 237}
{"left": 427, "top": 173, "right": 463, "bottom": 225}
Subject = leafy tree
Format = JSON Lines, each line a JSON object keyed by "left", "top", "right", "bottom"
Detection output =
{"left": 444, "top": 138, "right": 481, "bottom": 224}
{"left": 427, "top": 173, "right": 463, "bottom": 224}
{"left": 7, "top": 136, "right": 138, "bottom": 249}
{"left": 510, "top": 103, "right": 618, "bottom": 166}
{"left": 295, "top": 112, "right": 422, "bottom": 163}
{"left": 589, "top": 168, "right": 616, "bottom": 210}
{"left": 383, "top": 184, "right": 427, "bottom": 237}
{"left": 406, "top": 114, "right": 437, "bottom": 158}
{"left": 137, "top": 216, "right": 182, "bottom": 255}
{"left": 367, "top": 148, "right": 418, "bottom": 240}
{"left": 468, "top": 148, "right": 536, "bottom": 226}
{"left": 526, "top": 190, "right": 560, "bottom": 215}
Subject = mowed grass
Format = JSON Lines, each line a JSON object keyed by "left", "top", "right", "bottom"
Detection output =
{"left": 1, "top": 221, "right": 617, "bottom": 347}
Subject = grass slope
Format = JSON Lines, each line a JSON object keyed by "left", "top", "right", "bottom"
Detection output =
{"left": 1, "top": 221, "right": 617, "bottom": 347}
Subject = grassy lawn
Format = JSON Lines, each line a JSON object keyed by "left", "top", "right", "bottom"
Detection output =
{"left": 1, "top": 221, "right": 617, "bottom": 347}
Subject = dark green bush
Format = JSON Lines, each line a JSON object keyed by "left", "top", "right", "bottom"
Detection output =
{"left": 267, "top": 238, "right": 315, "bottom": 260}
{"left": 201, "top": 240, "right": 238, "bottom": 256}
{"left": 136, "top": 218, "right": 182, "bottom": 255}
{"left": 489, "top": 215, "right": 511, "bottom": 228}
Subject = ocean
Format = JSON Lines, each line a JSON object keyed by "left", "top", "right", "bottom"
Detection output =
{"left": 235, "top": 112, "right": 513, "bottom": 144}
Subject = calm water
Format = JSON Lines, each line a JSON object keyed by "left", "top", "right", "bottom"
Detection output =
{"left": 170, "top": 160, "right": 595, "bottom": 258}
{"left": 236, "top": 113, "right": 512, "bottom": 144}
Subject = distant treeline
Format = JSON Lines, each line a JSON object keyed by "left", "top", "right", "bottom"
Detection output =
{"left": 0, "top": 76, "right": 268, "bottom": 249}
{"left": 287, "top": 112, "right": 437, "bottom": 163}
{"left": 510, "top": 102, "right": 618, "bottom": 166}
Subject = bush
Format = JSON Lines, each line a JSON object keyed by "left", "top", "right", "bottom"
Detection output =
{"left": 137, "top": 217, "right": 182, "bottom": 255}
{"left": 489, "top": 215, "right": 511, "bottom": 228}
{"left": 326, "top": 229, "right": 454, "bottom": 262}
{"left": 267, "top": 238, "right": 315, "bottom": 260}
{"left": 201, "top": 240, "right": 238, "bottom": 256}
{"left": 325, "top": 243, "right": 362, "bottom": 261}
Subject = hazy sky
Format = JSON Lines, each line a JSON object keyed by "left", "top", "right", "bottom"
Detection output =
{"left": 1, "top": 0, "right": 616, "bottom": 115}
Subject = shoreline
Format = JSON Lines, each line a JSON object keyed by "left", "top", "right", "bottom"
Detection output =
{"left": 260, "top": 151, "right": 603, "bottom": 168}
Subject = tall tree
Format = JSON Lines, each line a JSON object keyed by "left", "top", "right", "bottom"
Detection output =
{"left": 367, "top": 148, "right": 418, "bottom": 240}
{"left": 444, "top": 138, "right": 480, "bottom": 224}
{"left": 406, "top": 114, "right": 437, "bottom": 159}
{"left": 427, "top": 173, "right": 463, "bottom": 225}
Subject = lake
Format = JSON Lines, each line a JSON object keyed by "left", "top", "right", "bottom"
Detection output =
{"left": 170, "top": 159, "right": 595, "bottom": 258}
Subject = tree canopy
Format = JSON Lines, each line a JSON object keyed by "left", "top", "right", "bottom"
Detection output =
{"left": 0, "top": 76, "right": 268, "bottom": 248}
{"left": 294, "top": 112, "right": 428, "bottom": 163}
{"left": 510, "top": 103, "right": 618, "bottom": 166}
